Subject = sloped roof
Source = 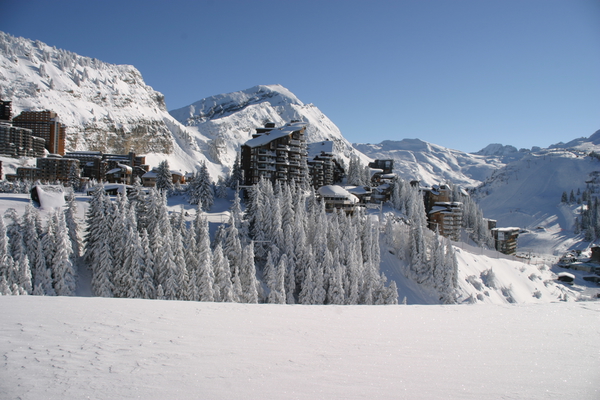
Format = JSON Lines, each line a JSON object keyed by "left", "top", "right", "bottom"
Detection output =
{"left": 317, "top": 185, "right": 358, "bottom": 203}
{"left": 244, "top": 122, "right": 306, "bottom": 148}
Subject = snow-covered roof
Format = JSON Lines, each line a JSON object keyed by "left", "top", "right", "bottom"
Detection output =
{"left": 117, "top": 163, "right": 133, "bottom": 173}
{"left": 244, "top": 122, "right": 306, "bottom": 148}
{"left": 344, "top": 186, "right": 371, "bottom": 195}
{"left": 170, "top": 170, "right": 184, "bottom": 177}
{"left": 31, "top": 185, "right": 66, "bottom": 210}
{"left": 307, "top": 140, "right": 334, "bottom": 157}
{"left": 557, "top": 272, "right": 575, "bottom": 279}
{"left": 142, "top": 170, "right": 157, "bottom": 178}
{"left": 106, "top": 168, "right": 122, "bottom": 175}
{"left": 381, "top": 173, "right": 396, "bottom": 179}
{"left": 317, "top": 185, "right": 358, "bottom": 203}
{"left": 493, "top": 227, "right": 520, "bottom": 232}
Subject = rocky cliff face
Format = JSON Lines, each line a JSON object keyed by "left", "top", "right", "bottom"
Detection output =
{"left": 0, "top": 31, "right": 183, "bottom": 155}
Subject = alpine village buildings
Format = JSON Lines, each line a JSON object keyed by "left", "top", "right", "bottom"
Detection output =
{"left": 0, "top": 100, "right": 516, "bottom": 254}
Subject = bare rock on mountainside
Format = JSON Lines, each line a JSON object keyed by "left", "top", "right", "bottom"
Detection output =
{"left": 0, "top": 31, "right": 180, "bottom": 155}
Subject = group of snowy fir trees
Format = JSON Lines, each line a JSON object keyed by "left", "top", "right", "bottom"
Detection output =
{"left": 0, "top": 193, "right": 79, "bottom": 296}
{"left": 83, "top": 176, "right": 398, "bottom": 305}
{"left": 385, "top": 176, "right": 459, "bottom": 303}
{"left": 573, "top": 189, "right": 600, "bottom": 241}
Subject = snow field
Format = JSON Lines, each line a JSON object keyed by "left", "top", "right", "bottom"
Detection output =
{"left": 1, "top": 296, "right": 598, "bottom": 400}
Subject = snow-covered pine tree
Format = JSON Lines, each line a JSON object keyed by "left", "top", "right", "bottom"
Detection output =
{"left": 267, "top": 253, "right": 286, "bottom": 304}
{"left": 4, "top": 208, "right": 25, "bottom": 267}
{"left": 138, "top": 229, "right": 156, "bottom": 299}
{"left": 197, "top": 162, "right": 214, "bottom": 211}
{"left": 216, "top": 176, "right": 228, "bottom": 199}
{"left": 16, "top": 252, "right": 32, "bottom": 295}
{"left": 228, "top": 153, "right": 243, "bottom": 189}
{"left": 51, "top": 209, "right": 77, "bottom": 296}
{"left": 0, "top": 216, "right": 12, "bottom": 284}
{"left": 67, "top": 162, "right": 81, "bottom": 190}
{"left": 285, "top": 252, "right": 296, "bottom": 304}
{"left": 172, "top": 226, "right": 190, "bottom": 301}
{"left": 33, "top": 236, "right": 54, "bottom": 296}
{"left": 239, "top": 243, "right": 259, "bottom": 303}
{"left": 155, "top": 160, "right": 174, "bottom": 194}
{"left": 213, "top": 244, "right": 234, "bottom": 302}
{"left": 223, "top": 214, "right": 243, "bottom": 274}
{"left": 65, "top": 191, "right": 82, "bottom": 259}
{"left": 327, "top": 249, "right": 345, "bottom": 305}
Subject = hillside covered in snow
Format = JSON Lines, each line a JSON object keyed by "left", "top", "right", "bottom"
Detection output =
{"left": 169, "top": 84, "right": 366, "bottom": 168}
{"left": 354, "top": 139, "right": 506, "bottom": 188}
{"left": 0, "top": 31, "right": 222, "bottom": 177}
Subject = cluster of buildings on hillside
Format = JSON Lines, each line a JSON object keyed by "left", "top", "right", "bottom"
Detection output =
{"left": 0, "top": 104, "right": 519, "bottom": 255}
{"left": 0, "top": 98, "right": 186, "bottom": 187}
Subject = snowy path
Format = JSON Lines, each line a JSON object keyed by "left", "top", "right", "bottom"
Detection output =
{"left": 1, "top": 296, "right": 599, "bottom": 400}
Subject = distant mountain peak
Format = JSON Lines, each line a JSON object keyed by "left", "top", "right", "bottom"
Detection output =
{"left": 474, "top": 143, "right": 519, "bottom": 156}
{"left": 170, "top": 84, "right": 303, "bottom": 125}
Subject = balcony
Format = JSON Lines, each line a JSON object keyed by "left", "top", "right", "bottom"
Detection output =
{"left": 257, "top": 149, "right": 275, "bottom": 156}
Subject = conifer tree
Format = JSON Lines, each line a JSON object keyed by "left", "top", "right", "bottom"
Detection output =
{"left": 213, "top": 244, "right": 234, "bottom": 302}
{"left": 155, "top": 160, "right": 174, "bottom": 194}
{"left": 228, "top": 153, "right": 244, "bottom": 189}
{"left": 216, "top": 176, "right": 228, "bottom": 198}
{"left": 52, "top": 210, "right": 77, "bottom": 296}
{"left": 16, "top": 252, "right": 32, "bottom": 295}
{"left": 327, "top": 250, "right": 346, "bottom": 305}
{"left": 139, "top": 229, "right": 156, "bottom": 299}
{"left": 239, "top": 244, "right": 259, "bottom": 303}
{"left": 0, "top": 276, "right": 10, "bottom": 295}
{"left": 0, "top": 215, "right": 11, "bottom": 280}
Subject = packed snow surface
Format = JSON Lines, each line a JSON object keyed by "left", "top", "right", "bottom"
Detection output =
{"left": 1, "top": 296, "right": 598, "bottom": 400}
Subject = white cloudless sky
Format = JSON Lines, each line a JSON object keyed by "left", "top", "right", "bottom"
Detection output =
{"left": 2, "top": 0, "right": 599, "bottom": 152}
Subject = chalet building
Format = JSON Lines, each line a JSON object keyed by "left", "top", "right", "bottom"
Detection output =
{"left": 307, "top": 141, "right": 345, "bottom": 188}
{"left": 0, "top": 122, "right": 46, "bottom": 158}
{"left": 369, "top": 159, "right": 396, "bottom": 184}
{"left": 6, "top": 154, "right": 79, "bottom": 184}
{"left": 141, "top": 168, "right": 185, "bottom": 187}
{"left": 371, "top": 183, "right": 393, "bottom": 203}
{"left": 240, "top": 121, "right": 308, "bottom": 187}
{"left": 65, "top": 151, "right": 148, "bottom": 184}
{"left": 369, "top": 159, "right": 394, "bottom": 174}
{"left": 105, "top": 164, "right": 133, "bottom": 184}
{"left": 317, "top": 185, "right": 359, "bottom": 213}
{"left": 428, "top": 202, "right": 463, "bottom": 241}
{"left": 12, "top": 110, "right": 66, "bottom": 155}
{"left": 492, "top": 227, "right": 519, "bottom": 255}
{"left": 345, "top": 186, "right": 372, "bottom": 204}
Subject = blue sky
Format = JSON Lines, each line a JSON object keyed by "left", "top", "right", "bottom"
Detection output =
{"left": 2, "top": 0, "right": 599, "bottom": 152}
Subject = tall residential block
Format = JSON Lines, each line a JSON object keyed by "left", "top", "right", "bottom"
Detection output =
{"left": 12, "top": 110, "right": 66, "bottom": 155}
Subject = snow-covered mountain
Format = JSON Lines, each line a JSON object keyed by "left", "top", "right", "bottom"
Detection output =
{"left": 169, "top": 84, "right": 365, "bottom": 168}
{"left": 470, "top": 145, "right": 600, "bottom": 256}
{"left": 353, "top": 138, "right": 505, "bottom": 188}
{"left": 0, "top": 32, "right": 180, "bottom": 154}
{"left": 0, "top": 31, "right": 220, "bottom": 176}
